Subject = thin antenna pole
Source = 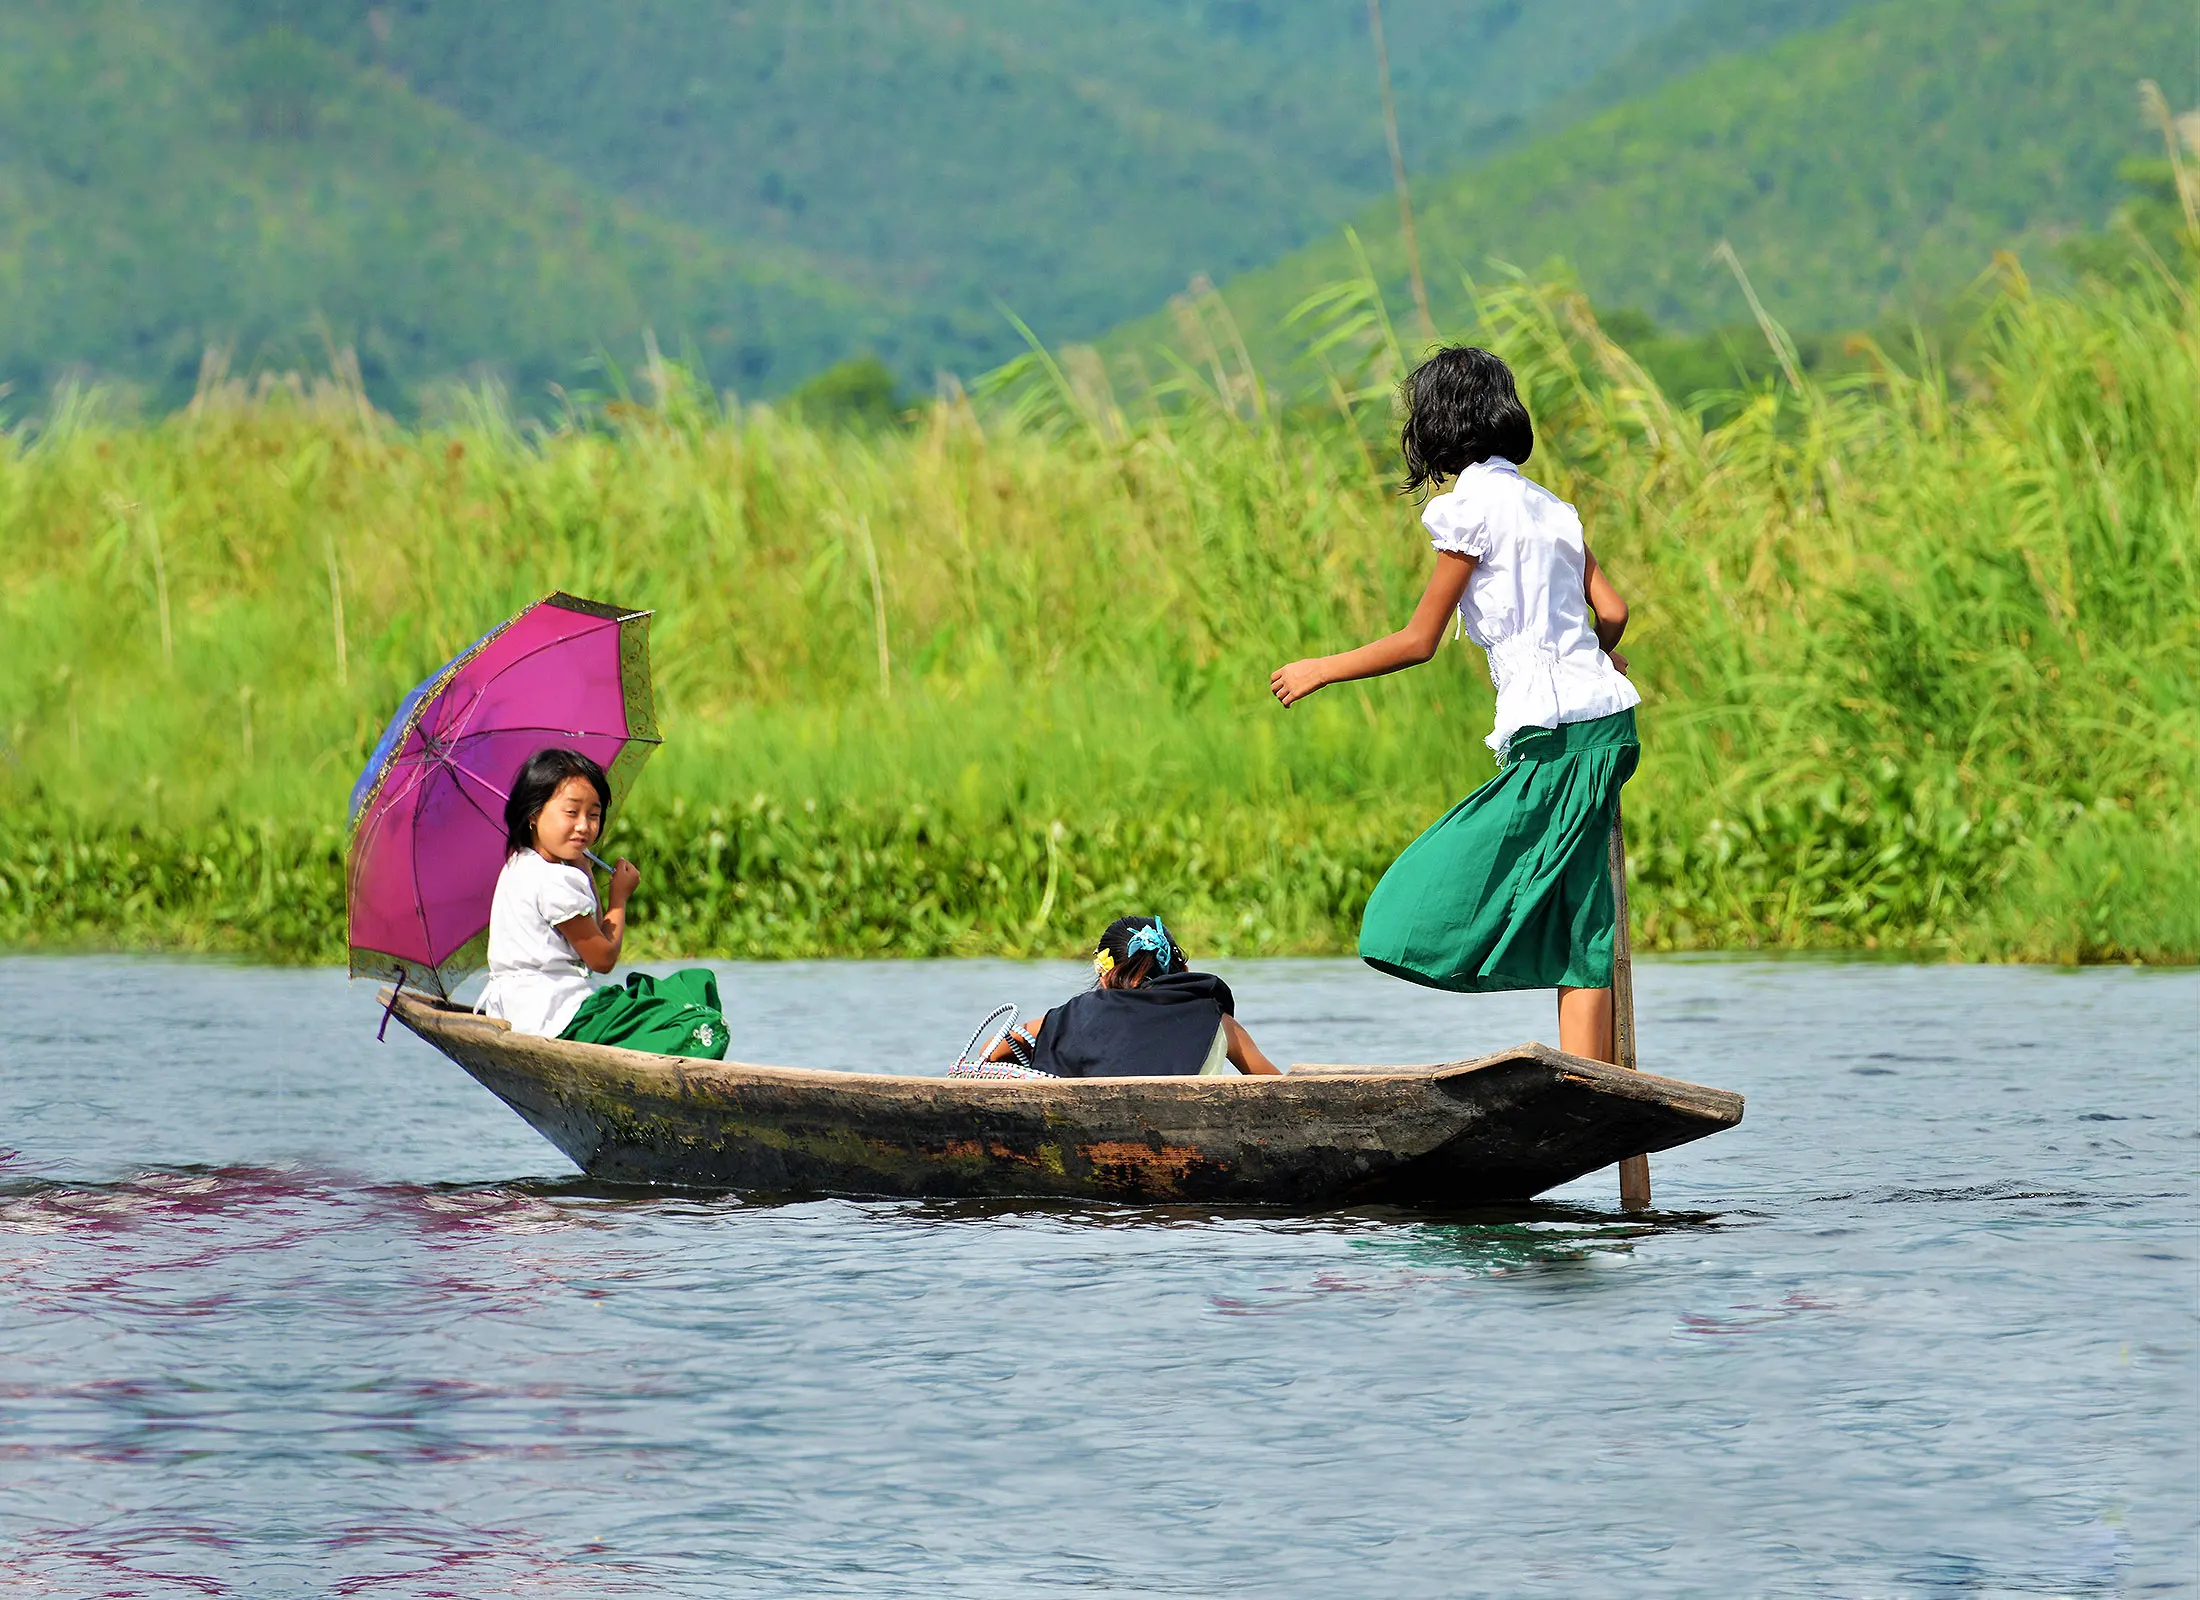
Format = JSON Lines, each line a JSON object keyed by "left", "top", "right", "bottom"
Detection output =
{"left": 1367, "top": 0, "right": 1436, "bottom": 345}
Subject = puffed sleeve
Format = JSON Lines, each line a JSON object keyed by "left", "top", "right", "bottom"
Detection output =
{"left": 535, "top": 863, "right": 598, "bottom": 926}
{"left": 1422, "top": 485, "right": 1492, "bottom": 558}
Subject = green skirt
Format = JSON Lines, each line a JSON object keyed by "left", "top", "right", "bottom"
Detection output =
{"left": 1359, "top": 709, "right": 1639, "bottom": 993}
{"left": 560, "top": 969, "right": 731, "bottom": 1059}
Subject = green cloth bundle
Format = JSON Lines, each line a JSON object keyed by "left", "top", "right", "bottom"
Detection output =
{"left": 560, "top": 968, "right": 731, "bottom": 1059}
{"left": 1359, "top": 709, "right": 1639, "bottom": 992}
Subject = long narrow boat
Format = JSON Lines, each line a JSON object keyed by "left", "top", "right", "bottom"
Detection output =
{"left": 387, "top": 991, "right": 1743, "bottom": 1207}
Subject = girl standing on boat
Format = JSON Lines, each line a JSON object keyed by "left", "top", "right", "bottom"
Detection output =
{"left": 1269, "top": 346, "right": 1639, "bottom": 1064}
{"left": 480, "top": 748, "right": 731, "bottom": 1059}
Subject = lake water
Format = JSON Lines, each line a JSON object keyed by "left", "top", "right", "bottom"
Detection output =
{"left": 1, "top": 955, "right": 2194, "bottom": 1598}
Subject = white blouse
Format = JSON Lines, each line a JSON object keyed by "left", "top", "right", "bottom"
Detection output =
{"left": 480, "top": 850, "right": 602, "bottom": 1037}
{"left": 1423, "top": 458, "right": 1640, "bottom": 755}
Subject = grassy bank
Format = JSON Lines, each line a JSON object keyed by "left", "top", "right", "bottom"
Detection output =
{"left": 2, "top": 266, "right": 2194, "bottom": 965}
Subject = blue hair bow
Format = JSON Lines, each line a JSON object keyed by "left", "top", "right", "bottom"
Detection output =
{"left": 1126, "top": 917, "right": 1174, "bottom": 971}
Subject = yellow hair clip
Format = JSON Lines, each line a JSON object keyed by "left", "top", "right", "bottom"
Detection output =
{"left": 1093, "top": 948, "right": 1116, "bottom": 976}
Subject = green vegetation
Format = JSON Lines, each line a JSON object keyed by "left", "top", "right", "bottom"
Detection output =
{"left": 13, "top": 0, "right": 2181, "bottom": 413}
{"left": 5, "top": 238, "right": 2193, "bottom": 965}
{"left": 5, "top": 0, "right": 1724, "bottom": 408}
{"left": 787, "top": 359, "right": 911, "bottom": 433}
{"left": 1163, "top": 0, "right": 2196, "bottom": 377}
{"left": 221, "top": 0, "right": 1719, "bottom": 367}
{"left": 0, "top": 2, "right": 893, "bottom": 414}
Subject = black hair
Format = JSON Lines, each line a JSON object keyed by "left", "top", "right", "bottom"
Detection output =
{"left": 504, "top": 748, "right": 612, "bottom": 854}
{"left": 1399, "top": 345, "right": 1533, "bottom": 494}
{"left": 1095, "top": 914, "right": 1189, "bottom": 989}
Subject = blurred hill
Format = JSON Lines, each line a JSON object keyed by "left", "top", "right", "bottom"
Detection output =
{"left": 241, "top": 0, "right": 1738, "bottom": 363}
{"left": 0, "top": 1, "right": 901, "bottom": 413}
{"left": 5, "top": 0, "right": 1766, "bottom": 409}
{"left": 3, "top": 0, "right": 2185, "bottom": 411}
{"left": 1159, "top": 0, "right": 2196, "bottom": 379}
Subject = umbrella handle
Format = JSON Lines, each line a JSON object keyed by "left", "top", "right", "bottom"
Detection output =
{"left": 377, "top": 972, "right": 405, "bottom": 1042}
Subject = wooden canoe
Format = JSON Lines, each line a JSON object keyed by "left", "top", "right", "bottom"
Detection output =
{"left": 386, "top": 991, "right": 1743, "bottom": 1208}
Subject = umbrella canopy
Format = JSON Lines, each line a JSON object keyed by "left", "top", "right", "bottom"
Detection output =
{"left": 346, "top": 592, "right": 659, "bottom": 997}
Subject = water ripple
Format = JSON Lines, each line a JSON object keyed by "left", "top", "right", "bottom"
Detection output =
{"left": 0, "top": 955, "right": 2193, "bottom": 1596}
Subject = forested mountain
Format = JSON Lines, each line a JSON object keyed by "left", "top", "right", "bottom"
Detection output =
{"left": 0, "top": 1, "right": 893, "bottom": 411}
{"left": 5, "top": 0, "right": 1763, "bottom": 409}
{"left": 1, "top": 0, "right": 2185, "bottom": 412}
{"left": 1179, "top": 0, "right": 2195, "bottom": 372}
{"left": 235, "top": 0, "right": 1723, "bottom": 359}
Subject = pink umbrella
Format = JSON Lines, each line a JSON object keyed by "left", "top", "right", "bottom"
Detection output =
{"left": 346, "top": 592, "right": 659, "bottom": 999}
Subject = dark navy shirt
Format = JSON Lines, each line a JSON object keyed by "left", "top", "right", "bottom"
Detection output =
{"left": 1029, "top": 972, "right": 1235, "bottom": 1078}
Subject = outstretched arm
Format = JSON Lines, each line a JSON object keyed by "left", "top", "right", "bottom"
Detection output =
{"left": 1270, "top": 552, "right": 1476, "bottom": 708}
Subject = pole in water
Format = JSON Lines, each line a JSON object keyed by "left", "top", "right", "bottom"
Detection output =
{"left": 1608, "top": 807, "right": 1651, "bottom": 1210}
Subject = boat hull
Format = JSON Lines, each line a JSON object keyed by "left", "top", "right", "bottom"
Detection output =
{"left": 389, "top": 994, "right": 1743, "bottom": 1207}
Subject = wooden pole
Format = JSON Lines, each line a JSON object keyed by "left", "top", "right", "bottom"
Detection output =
{"left": 1609, "top": 805, "right": 1651, "bottom": 1210}
{"left": 1366, "top": 0, "right": 1436, "bottom": 345}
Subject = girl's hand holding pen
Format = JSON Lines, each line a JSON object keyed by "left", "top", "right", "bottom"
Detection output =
{"left": 609, "top": 858, "right": 641, "bottom": 905}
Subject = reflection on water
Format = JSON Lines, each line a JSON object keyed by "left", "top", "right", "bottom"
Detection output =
{"left": 0, "top": 955, "right": 2194, "bottom": 1597}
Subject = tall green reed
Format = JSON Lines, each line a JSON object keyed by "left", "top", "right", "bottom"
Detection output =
{"left": 2, "top": 264, "right": 2192, "bottom": 964}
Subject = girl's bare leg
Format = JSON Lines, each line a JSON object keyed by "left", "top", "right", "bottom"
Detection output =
{"left": 1557, "top": 985, "right": 1614, "bottom": 1062}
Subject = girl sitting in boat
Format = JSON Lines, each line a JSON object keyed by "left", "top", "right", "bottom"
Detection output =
{"left": 479, "top": 748, "right": 730, "bottom": 1060}
{"left": 967, "top": 916, "right": 1280, "bottom": 1078}
{"left": 1269, "top": 345, "right": 1639, "bottom": 1066}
